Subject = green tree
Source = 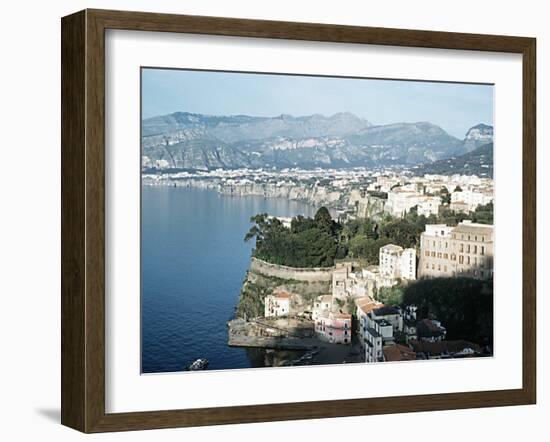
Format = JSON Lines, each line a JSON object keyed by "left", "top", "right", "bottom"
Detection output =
{"left": 403, "top": 277, "right": 493, "bottom": 346}
{"left": 440, "top": 186, "right": 451, "bottom": 204}
{"left": 376, "top": 286, "right": 405, "bottom": 305}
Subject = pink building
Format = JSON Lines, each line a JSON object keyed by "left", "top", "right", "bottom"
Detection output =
{"left": 315, "top": 310, "right": 352, "bottom": 344}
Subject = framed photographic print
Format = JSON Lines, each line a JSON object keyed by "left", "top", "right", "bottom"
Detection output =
{"left": 61, "top": 9, "right": 536, "bottom": 433}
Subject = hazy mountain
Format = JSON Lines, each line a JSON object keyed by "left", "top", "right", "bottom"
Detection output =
{"left": 143, "top": 111, "right": 372, "bottom": 142}
{"left": 141, "top": 112, "right": 490, "bottom": 171}
{"left": 413, "top": 142, "right": 494, "bottom": 178}
{"left": 462, "top": 123, "right": 494, "bottom": 152}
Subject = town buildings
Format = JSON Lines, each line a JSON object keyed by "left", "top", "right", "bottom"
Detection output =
{"left": 355, "top": 297, "right": 384, "bottom": 348}
{"left": 312, "top": 294, "right": 352, "bottom": 344}
{"left": 379, "top": 244, "right": 417, "bottom": 280}
{"left": 450, "top": 189, "right": 493, "bottom": 213}
{"left": 410, "top": 340, "right": 482, "bottom": 359}
{"left": 384, "top": 187, "right": 441, "bottom": 218}
{"left": 383, "top": 344, "right": 417, "bottom": 362}
{"left": 416, "top": 318, "right": 447, "bottom": 342}
{"left": 314, "top": 310, "right": 353, "bottom": 344}
{"left": 264, "top": 291, "right": 291, "bottom": 317}
{"left": 418, "top": 220, "right": 494, "bottom": 280}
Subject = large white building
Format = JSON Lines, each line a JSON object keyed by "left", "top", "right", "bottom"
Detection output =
{"left": 379, "top": 244, "right": 417, "bottom": 281}
{"left": 418, "top": 221, "right": 494, "bottom": 280}
{"left": 385, "top": 187, "right": 441, "bottom": 218}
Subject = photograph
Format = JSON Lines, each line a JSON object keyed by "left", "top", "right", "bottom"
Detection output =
{"left": 140, "top": 68, "right": 495, "bottom": 373}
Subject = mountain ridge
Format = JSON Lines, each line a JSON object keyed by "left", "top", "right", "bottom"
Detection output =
{"left": 142, "top": 111, "right": 493, "bottom": 172}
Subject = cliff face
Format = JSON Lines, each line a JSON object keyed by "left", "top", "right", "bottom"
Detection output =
{"left": 236, "top": 258, "right": 333, "bottom": 319}
{"left": 218, "top": 182, "right": 344, "bottom": 208}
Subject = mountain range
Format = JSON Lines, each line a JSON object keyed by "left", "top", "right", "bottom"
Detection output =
{"left": 141, "top": 112, "right": 493, "bottom": 172}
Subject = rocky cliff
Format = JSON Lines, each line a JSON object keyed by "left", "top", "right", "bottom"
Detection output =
{"left": 236, "top": 258, "right": 333, "bottom": 319}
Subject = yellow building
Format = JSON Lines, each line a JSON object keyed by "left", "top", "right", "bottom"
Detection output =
{"left": 418, "top": 221, "right": 493, "bottom": 280}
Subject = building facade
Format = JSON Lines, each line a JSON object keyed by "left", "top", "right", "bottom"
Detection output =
{"left": 264, "top": 291, "right": 291, "bottom": 317}
{"left": 418, "top": 221, "right": 494, "bottom": 280}
{"left": 379, "top": 244, "right": 417, "bottom": 281}
{"left": 314, "top": 311, "right": 352, "bottom": 344}
{"left": 385, "top": 187, "right": 440, "bottom": 218}
{"left": 451, "top": 189, "right": 493, "bottom": 212}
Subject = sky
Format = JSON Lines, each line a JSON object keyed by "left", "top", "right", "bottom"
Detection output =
{"left": 141, "top": 68, "right": 493, "bottom": 139}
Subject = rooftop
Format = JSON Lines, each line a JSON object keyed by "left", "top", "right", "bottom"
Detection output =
{"left": 452, "top": 221, "right": 494, "bottom": 235}
{"left": 366, "top": 327, "right": 381, "bottom": 338}
{"left": 380, "top": 244, "right": 404, "bottom": 252}
{"left": 373, "top": 305, "right": 401, "bottom": 316}
{"left": 410, "top": 340, "right": 482, "bottom": 356}
{"left": 356, "top": 298, "right": 384, "bottom": 315}
{"left": 317, "top": 295, "right": 333, "bottom": 303}
{"left": 417, "top": 319, "right": 446, "bottom": 337}
{"left": 383, "top": 344, "right": 417, "bottom": 362}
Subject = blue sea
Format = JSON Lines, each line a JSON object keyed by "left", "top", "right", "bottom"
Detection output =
{"left": 141, "top": 185, "right": 315, "bottom": 373}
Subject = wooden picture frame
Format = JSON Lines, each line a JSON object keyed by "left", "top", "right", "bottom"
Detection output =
{"left": 61, "top": 8, "right": 536, "bottom": 433}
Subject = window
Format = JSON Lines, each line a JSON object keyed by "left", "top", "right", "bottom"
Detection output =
{"left": 425, "top": 251, "right": 430, "bottom": 257}
{"left": 438, "top": 264, "right": 441, "bottom": 271}
{"left": 467, "top": 256, "right": 471, "bottom": 264}
{"left": 426, "top": 263, "right": 429, "bottom": 269}
{"left": 474, "top": 245, "right": 478, "bottom": 254}
{"left": 431, "top": 251, "right": 435, "bottom": 257}
{"left": 444, "top": 253, "right": 448, "bottom": 259}
{"left": 460, "top": 244, "right": 464, "bottom": 253}
{"left": 437, "top": 252, "right": 442, "bottom": 258}
{"left": 481, "top": 246, "right": 485, "bottom": 255}
{"left": 444, "top": 265, "right": 447, "bottom": 272}
{"left": 467, "top": 244, "right": 470, "bottom": 253}
{"left": 459, "top": 255, "right": 464, "bottom": 264}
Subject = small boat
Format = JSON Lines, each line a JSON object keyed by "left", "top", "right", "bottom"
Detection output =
{"left": 187, "top": 358, "right": 209, "bottom": 371}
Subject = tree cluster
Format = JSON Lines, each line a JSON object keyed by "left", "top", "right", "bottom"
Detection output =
{"left": 403, "top": 277, "right": 493, "bottom": 347}
{"left": 244, "top": 207, "right": 345, "bottom": 268}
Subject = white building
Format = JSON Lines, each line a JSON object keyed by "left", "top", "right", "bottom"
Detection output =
{"left": 355, "top": 297, "right": 384, "bottom": 347}
{"left": 331, "top": 262, "right": 353, "bottom": 299}
{"left": 451, "top": 190, "right": 493, "bottom": 212}
{"left": 312, "top": 295, "right": 334, "bottom": 321}
{"left": 264, "top": 291, "right": 291, "bottom": 317}
{"left": 379, "top": 244, "right": 416, "bottom": 281}
{"left": 362, "top": 312, "right": 395, "bottom": 363}
{"left": 385, "top": 188, "right": 440, "bottom": 218}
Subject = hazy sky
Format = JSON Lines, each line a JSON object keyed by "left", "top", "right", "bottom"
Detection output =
{"left": 142, "top": 68, "right": 493, "bottom": 139}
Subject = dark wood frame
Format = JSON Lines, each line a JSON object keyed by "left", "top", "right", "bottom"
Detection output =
{"left": 61, "top": 8, "right": 536, "bottom": 433}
